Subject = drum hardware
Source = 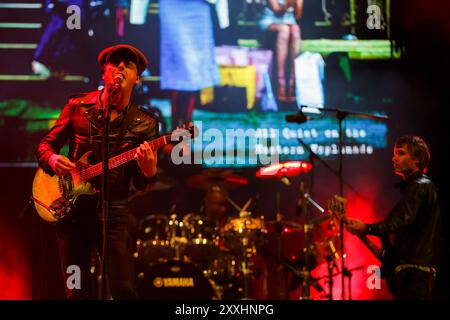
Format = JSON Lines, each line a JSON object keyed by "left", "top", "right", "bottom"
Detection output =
{"left": 274, "top": 191, "right": 284, "bottom": 300}
{"left": 300, "top": 222, "right": 314, "bottom": 300}
{"left": 298, "top": 192, "right": 345, "bottom": 299}
{"left": 256, "top": 160, "right": 328, "bottom": 299}
{"left": 279, "top": 254, "right": 325, "bottom": 295}
{"left": 223, "top": 209, "right": 267, "bottom": 300}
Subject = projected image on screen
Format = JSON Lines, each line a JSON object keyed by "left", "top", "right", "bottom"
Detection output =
{"left": 0, "top": 0, "right": 393, "bottom": 165}
{"left": 148, "top": 0, "right": 390, "bottom": 167}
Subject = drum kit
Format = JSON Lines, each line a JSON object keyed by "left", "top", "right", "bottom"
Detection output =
{"left": 132, "top": 163, "right": 341, "bottom": 300}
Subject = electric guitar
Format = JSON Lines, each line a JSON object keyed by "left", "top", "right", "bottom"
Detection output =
{"left": 32, "top": 126, "right": 196, "bottom": 223}
{"left": 327, "top": 195, "right": 393, "bottom": 281}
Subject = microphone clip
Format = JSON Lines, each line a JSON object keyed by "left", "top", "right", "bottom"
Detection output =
{"left": 285, "top": 111, "right": 310, "bottom": 124}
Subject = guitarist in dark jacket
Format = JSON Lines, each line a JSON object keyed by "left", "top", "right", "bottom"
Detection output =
{"left": 36, "top": 44, "right": 158, "bottom": 299}
{"left": 346, "top": 136, "right": 442, "bottom": 300}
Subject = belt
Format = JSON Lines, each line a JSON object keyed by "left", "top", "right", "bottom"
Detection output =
{"left": 394, "top": 264, "right": 437, "bottom": 277}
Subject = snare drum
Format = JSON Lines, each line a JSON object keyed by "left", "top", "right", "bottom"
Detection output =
{"left": 136, "top": 260, "right": 215, "bottom": 299}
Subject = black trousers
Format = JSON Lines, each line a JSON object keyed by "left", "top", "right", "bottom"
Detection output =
{"left": 393, "top": 267, "right": 436, "bottom": 300}
{"left": 55, "top": 198, "right": 137, "bottom": 300}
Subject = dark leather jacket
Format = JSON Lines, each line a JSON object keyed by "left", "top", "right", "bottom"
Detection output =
{"left": 365, "top": 171, "right": 442, "bottom": 268}
{"left": 36, "top": 90, "right": 158, "bottom": 200}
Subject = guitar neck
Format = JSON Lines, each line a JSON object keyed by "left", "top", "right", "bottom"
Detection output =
{"left": 83, "top": 134, "right": 168, "bottom": 180}
{"left": 357, "top": 234, "right": 383, "bottom": 262}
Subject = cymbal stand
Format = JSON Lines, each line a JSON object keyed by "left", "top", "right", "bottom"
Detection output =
{"left": 300, "top": 223, "right": 313, "bottom": 300}
{"left": 275, "top": 191, "right": 284, "bottom": 300}
{"left": 227, "top": 207, "right": 255, "bottom": 300}
{"left": 325, "top": 253, "right": 340, "bottom": 300}
{"left": 240, "top": 235, "right": 252, "bottom": 300}
{"left": 298, "top": 192, "right": 335, "bottom": 299}
{"left": 170, "top": 214, "right": 183, "bottom": 261}
{"left": 280, "top": 258, "right": 325, "bottom": 297}
{"left": 327, "top": 255, "right": 333, "bottom": 300}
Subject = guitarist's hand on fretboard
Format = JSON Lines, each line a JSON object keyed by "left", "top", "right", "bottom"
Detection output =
{"left": 135, "top": 141, "right": 157, "bottom": 178}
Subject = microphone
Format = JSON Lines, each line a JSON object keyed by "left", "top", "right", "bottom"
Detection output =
{"left": 100, "top": 74, "right": 124, "bottom": 118}
{"left": 113, "top": 73, "right": 124, "bottom": 87}
{"left": 108, "top": 74, "right": 124, "bottom": 92}
{"left": 285, "top": 112, "right": 310, "bottom": 124}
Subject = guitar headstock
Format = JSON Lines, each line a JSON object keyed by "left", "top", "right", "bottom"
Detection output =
{"left": 177, "top": 123, "right": 199, "bottom": 138}
{"left": 166, "top": 123, "right": 199, "bottom": 143}
{"left": 327, "top": 195, "right": 347, "bottom": 220}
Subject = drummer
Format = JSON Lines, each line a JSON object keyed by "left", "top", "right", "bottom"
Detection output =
{"left": 201, "top": 185, "right": 229, "bottom": 230}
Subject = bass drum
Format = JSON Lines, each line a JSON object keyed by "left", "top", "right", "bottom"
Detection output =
{"left": 136, "top": 260, "right": 216, "bottom": 300}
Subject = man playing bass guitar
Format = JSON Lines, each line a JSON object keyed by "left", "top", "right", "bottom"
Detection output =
{"left": 345, "top": 136, "right": 442, "bottom": 300}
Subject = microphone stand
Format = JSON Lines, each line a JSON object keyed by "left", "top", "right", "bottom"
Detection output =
{"left": 19, "top": 198, "right": 38, "bottom": 299}
{"left": 296, "top": 138, "right": 368, "bottom": 201}
{"left": 275, "top": 191, "right": 284, "bottom": 300}
{"left": 296, "top": 181, "right": 313, "bottom": 300}
{"left": 98, "top": 83, "right": 118, "bottom": 300}
{"left": 326, "top": 108, "right": 387, "bottom": 300}
{"left": 296, "top": 107, "right": 387, "bottom": 300}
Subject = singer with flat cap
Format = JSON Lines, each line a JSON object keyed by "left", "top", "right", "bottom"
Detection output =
{"left": 36, "top": 44, "right": 158, "bottom": 299}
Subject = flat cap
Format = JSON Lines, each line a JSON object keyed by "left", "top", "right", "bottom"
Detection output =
{"left": 98, "top": 44, "right": 148, "bottom": 75}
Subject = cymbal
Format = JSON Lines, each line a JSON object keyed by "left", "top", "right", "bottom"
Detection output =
{"left": 186, "top": 169, "right": 248, "bottom": 190}
{"left": 225, "top": 216, "right": 265, "bottom": 232}
{"left": 256, "top": 161, "right": 312, "bottom": 179}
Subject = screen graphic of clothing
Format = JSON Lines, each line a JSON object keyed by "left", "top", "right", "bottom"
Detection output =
{"left": 159, "top": 0, "right": 220, "bottom": 91}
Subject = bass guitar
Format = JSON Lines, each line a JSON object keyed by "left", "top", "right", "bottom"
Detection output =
{"left": 327, "top": 195, "right": 393, "bottom": 282}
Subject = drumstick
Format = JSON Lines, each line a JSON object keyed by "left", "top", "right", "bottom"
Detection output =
{"left": 225, "top": 195, "right": 242, "bottom": 212}
{"left": 240, "top": 197, "right": 252, "bottom": 213}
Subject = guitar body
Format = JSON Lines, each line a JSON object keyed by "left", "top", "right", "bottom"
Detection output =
{"left": 32, "top": 152, "right": 96, "bottom": 223}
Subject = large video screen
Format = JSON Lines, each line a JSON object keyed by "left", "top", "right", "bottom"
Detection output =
{"left": 1, "top": 0, "right": 393, "bottom": 167}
